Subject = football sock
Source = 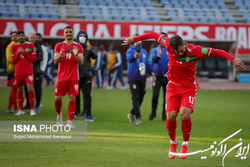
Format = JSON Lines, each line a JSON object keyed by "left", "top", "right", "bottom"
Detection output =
{"left": 55, "top": 100, "right": 62, "bottom": 115}
{"left": 68, "top": 101, "right": 76, "bottom": 121}
{"left": 7, "top": 89, "right": 13, "bottom": 110}
{"left": 28, "top": 91, "right": 35, "bottom": 110}
{"left": 166, "top": 119, "right": 177, "bottom": 141}
{"left": 18, "top": 91, "right": 24, "bottom": 111}
{"left": 181, "top": 118, "right": 192, "bottom": 142}
{"left": 12, "top": 87, "right": 18, "bottom": 111}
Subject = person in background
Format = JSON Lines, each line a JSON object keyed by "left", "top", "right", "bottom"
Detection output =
{"left": 126, "top": 34, "right": 156, "bottom": 125}
{"left": 35, "top": 32, "right": 48, "bottom": 110}
{"left": 148, "top": 32, "right": 169, "bottom": 121}
{"left": 109, "top": 49, "right": 127, "bottom": 89}
{"left": 44, "top": 43, "right": 55, "bottom": 86}
{"left": 106, "top": 46, "right": 116, "bottom": 89}
{"left": 95, "top": 45, "right": 107, "bottom": 88}
{"left": 24, "top": 33, "right": 43, "bottom": 111}
{"left": 75, "top": 30, "right": 97, "bottom": 121}
{"left": 6, "top": 31, "right": 18, "bottom": 114}
{"left": 11, "top": 31, "right": 37, "bottom": 116}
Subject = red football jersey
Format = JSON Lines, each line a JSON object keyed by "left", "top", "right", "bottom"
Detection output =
{"left": 54, "top": 41, "right": 83, "bottom": 81}
{"left": 133, "top": 32, "right": 235, "bottom": 87}
{"left": 11, "top": 42, "right": 36, "bottom": 76}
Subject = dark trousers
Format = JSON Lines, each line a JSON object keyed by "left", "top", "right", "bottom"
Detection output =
{"left": 25, "top": 73, "right": 43, "bottom": 108}
{"left": 152, "top": 76, "right": 169, "bottom": 119}
{"left": 76, "top": 76, "right": 92, "bottom": 116}
{"left": 129, "top": 80, "right": 146, "bottom": 119}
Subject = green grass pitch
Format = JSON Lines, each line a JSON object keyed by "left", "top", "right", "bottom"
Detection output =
{"left": 0, "top": 87, "right": 249, "bottom": 167}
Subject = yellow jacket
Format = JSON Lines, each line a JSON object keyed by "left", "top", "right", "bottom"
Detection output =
{"left": 106, "top": 51, "right": 116, "bottom": 70}
{"left": 6, "top": 41, "right": 17, "bottom": 73}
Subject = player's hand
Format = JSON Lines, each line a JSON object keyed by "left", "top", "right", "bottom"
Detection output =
{"left": 18, "top": 48, "right": 24, "bottom": 54}
{"left": 60, "top": 48, "right": 65, "bottom": 57}
{"left": 152, "top": 75, "right": 156, "bottom": 82}
{"left": 157, "top": 47, "right": 162, "bottom": 57}
{"left": 233, "top": 58, "right": 246, "bottom": 71}
{"left": 122, "top": 37, "right": 134, "bottom": 45}
{"left": 73, "top": 46, "right": 79, "bottom": 56}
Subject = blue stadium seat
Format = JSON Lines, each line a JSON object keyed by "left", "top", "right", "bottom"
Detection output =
{"left": 114, "top": 15, "right": 122, "bottom": 20}
{"left": 24, "top": 13, "right": 30, "bottom": 18}
{"left": 227, "top": 18, "right": 235, "bottom": 23}
{"left": 190, "top": 17, "right": 198, "bottom": 22}
{"left": 1, "top": 13, "right": 9, "bottom": 17}
{"left": 35, "top": 0, "right": 44, "bottom": 4}
{"left": 208, "top": 18, "right": 216, "bottom": 22}
{"left": 31, "top": 14, "right": 40, "bottom": 18}
{"left": 94, "top": 15, "right": 103, "bottom": 20}
{"left": 133, "top": 16, "right": 141, "bottom": 21}
{"left": 106, "top": 15, "right": 113, "bottom": 20}
{"left": 123, "top": 16, "right": 132, "bottom": 21}
{"left": 171, "top": 17, "right": 179, "bottom": 22}
{"left": 97, "top": 1, "right": 106, "bottom": 6}
{"left": 41, "top": 14, "right": 49, "bottom": 18}
{"left": 85, "top": 15, "right": 93, "bottom": 20}
{"left": 50, "top": 14, "right": 59, "bottom": 19}
{"left": 45, "top": 0, "right": 53, "bottom": 4}
{"left": 11, "top": 13, "right": 20, "bottom": 18}
{"left": 25, "top": 0, "right": 34, "bottom": 4}
{"left": 16, "top": 0, "right": 25, "bottom": 4}
{"left": 199, "top": 18, "right": 208, "bottom": 22}
{"left": 9, "top": 7, "right": 18, "bottom": 13}
{"left": 183, "top": 17, "right": 189, "bottom": 22}
{"left": 79, "top": 1, "right": 87, "bottom": 5}
{"left": 88, "top": 1, "right": 96, "bottom": 6}
{"left": 152, "top": 16, "right": 161, "bottom": 21}
{"left": 38, "top": 7, "right": 47, "bottom": 14}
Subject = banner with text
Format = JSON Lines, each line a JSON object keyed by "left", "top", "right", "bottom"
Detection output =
{"left": 1, "top": 19, "right": 250, "bottom": 54}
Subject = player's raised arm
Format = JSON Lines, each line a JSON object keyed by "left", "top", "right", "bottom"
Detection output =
{"left": 209, "top": 48, "right": 246, "bottom": 71}
{"left": 122, "top": 32, "right": 164, "bottom": 46}
{"left": 54, "top": 46, "right": 65, "bottom": 64}
{"left": 73, "top": 46, "right": 84, "bottom": 64}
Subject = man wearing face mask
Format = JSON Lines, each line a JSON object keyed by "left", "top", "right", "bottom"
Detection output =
{"left": 126, "top": 34, "right": 156, "bottom": 125}
{"left": 122, "top": 32, "right": 246, "bottom": 159}
{"left": 75, "top": 31, "right": 97, "bottom": 121}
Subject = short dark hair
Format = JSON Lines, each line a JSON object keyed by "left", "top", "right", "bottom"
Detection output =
{"left": 170, "top": 35, "right": 183, "bottom": 50}
{"left": 17, "top": 31, "right": 25, "bottom": 35}
{"left": 64, "top": 26, "right": 73, "bottom": 30}
{"left": 132, "top": 33, "right": 139, "bottom": 37}
{"left": 11, "top": 31, "right": 17, "bottom": 36}
{"left": 35, "top": 32, "right": 42, "bottom": 38}
{"left": 161, "top": 32, "right": 168, "bottom": 37}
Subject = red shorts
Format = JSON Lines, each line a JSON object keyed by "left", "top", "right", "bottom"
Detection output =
{"left": 54, "top": 80, "right": 79, "bottom": 96}
{"left": 7, "top": 73, "right": 16, "bottom": 87}
{"left": 15, "top": 74, "right": 34, "bottom": 87}
{"left": 165, "top": 82, "right": 197, "bottom": 112}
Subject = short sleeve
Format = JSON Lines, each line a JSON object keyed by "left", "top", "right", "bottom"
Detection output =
{"left": 54, "top": 43, "right": 61, "bottom": 53}
{"left": 77, "top": 44, "right": 83, "bottom": 54}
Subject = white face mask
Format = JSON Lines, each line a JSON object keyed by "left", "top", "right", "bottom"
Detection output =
{"left": 134, "top": 41, "right": 141, "bottom": 47}
{"left": 79, "top": 36, "right": 86, "bottom": 44}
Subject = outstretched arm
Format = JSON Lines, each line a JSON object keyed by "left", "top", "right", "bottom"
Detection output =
{"left": 210, "top": 49, "right": 246, "bottom": 71}
{"left": 122, "top": 32, "right": 163, "bottom": 45}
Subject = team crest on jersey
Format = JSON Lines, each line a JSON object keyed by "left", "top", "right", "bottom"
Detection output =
{"left": 160, "top": 37, "right": 166, "bottom": 43}
{"left": 186, "top": 57, "right": 190, "bottom": 62}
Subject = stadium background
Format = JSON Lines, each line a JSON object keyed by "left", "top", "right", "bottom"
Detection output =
{"left": 0, "top": 1, "right": 250, "bottom": 167}
{"left": 0, "top": 0, "right": 250, "bottom": 83}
